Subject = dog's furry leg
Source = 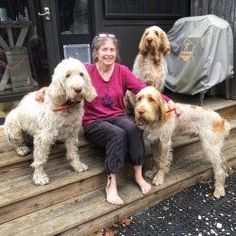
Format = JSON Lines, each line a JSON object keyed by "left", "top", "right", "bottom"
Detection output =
{"left": 65, "top": 134, "right": 88, "bottom": 173}
{"left": 212, "top": 154, "right": 227, "bottom": 198}
{"left": 4, "top": 120, "right": 31, "bottom": 156}
{"left": 31, "top": 134, "right": 52, "bottom": 185}
{"left": 145, "top": 140, "right": 161, "bottom": 179}
{"left": 201, "top": 135, "right": 227, "bottom": 198}
{"left": 152, "top": 139, "right": 172, "bottom": 186}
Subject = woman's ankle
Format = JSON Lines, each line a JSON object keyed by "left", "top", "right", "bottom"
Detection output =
{"left": 106, "top": 174, "right": 124, "bottom": 205}
{"left": 133, "top": 165, "right": 152, "bottom": 194}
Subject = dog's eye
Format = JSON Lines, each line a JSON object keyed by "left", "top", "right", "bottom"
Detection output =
{"left": 155, "top": 31, "right": 159, "bottom": 36}
{"left": 65, "top": 72, "right": 71, "bottom": 78}
{"left": 79, "top": 72, "right": 84, "bottom": 77}
{"left": 136, "top": 96, "right": 142, "bottom": 102}
{"left": 148, "top": 96, "right": 155, "bottom": 102}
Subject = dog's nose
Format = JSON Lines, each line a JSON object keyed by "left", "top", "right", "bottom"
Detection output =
{"left": 146, "top": 80, "right": 153, "bottom": 86}
{"left": 147, "top": 38, "right": 152, "bottom": 44}
{"left": 74, "top": 88, "right": 82, "bottom": 94}
{"left": 137, "top": 107, "right": 145, "bottom": 115}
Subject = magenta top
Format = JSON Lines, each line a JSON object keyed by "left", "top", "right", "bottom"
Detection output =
{"left": 82, "top": 63, "right": 169, "bottom": 128}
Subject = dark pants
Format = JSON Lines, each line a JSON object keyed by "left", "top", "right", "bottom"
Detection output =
{"left": 84, "top": 115, "right": 145, "bottom": 174}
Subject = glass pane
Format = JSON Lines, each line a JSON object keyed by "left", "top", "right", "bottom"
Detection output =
{"left": 105, "top": 0, "right": 143, "bottom": 14}
{"left": 59, "top": 0, "right": 89, "bottom": 35}
{"left": 105, "top": 0, "right": 183, "bottom": 16}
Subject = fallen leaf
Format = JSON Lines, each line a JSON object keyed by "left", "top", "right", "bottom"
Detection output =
{"left": 105, "top": 228, "right": 117, "bottom": 236}
{"left": 120, "top": 217, "right": 133, "bottom": 226}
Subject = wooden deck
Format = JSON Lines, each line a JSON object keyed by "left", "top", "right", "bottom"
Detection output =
{"left": 0, "top": 98, "right": 236, "bottom": 235}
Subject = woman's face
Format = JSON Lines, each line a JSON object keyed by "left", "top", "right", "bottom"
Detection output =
{"left": 96, "top": 39, "right": 117, "bottom": 66}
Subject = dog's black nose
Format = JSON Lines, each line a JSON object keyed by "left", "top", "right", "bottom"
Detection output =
{"left": 146, "top": 81, "right": 153, "bottom": 86}
{"left": 147, "top": 38, "right": 152, "bottom": 43}
{"left": 74, "top": 88, "right": 82, "bottom": 94}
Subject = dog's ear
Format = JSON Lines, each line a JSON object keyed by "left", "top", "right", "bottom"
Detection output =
{"left": 83, "top": 69, "right": 97, "bottom": 102}
{"left": 157, "top": 99, "right": 167, "bottom": 123}
{"left": 153, "top": 91, "right": 166, "bottom": 123}
{"left": 160, "top": 31, "right": 171, "bottom": 55}
{"left": 47, "top": 74, "right": 66, "bottom": 106}
{"left": 139, "top": 30, "right": 147, "bottom": 54}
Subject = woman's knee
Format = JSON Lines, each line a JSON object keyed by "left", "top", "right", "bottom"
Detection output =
{"left": 112, "top": 128, "right": 127, "bottom": 143}
{"left": 123, "top": 119, "right": 140, "bottom": 135}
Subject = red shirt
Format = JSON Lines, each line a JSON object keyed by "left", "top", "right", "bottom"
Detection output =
{"left": 82, "top": 63, "right": 169, "bottom": 128}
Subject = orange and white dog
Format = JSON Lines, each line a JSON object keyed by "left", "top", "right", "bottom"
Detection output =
{"left": 134, "top": 86, "right": 230, "bottom": 198}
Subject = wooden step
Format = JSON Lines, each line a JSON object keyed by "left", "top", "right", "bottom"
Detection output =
{"left": 0, "top": 141, "right": 235, "bottom": 236}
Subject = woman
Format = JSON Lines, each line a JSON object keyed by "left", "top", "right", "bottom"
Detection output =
{"left": 83, "top": 33, "right": 153, "bottom": 205}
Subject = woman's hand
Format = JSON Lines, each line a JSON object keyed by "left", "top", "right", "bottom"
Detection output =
{"left": 168, "top": 100, "right": 181, "bottom": 117}
{"left": 35, "top": 87, "right": 47, "bottom": 102}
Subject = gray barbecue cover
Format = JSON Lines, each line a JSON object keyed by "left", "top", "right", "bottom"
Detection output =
{"left": 165, "top": 15, "right": 234, "bottom": 95}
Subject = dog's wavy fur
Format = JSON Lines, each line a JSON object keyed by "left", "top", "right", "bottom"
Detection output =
{"left": 125, "top": 25, "right": 171, "bottom": 114}
{"left": 4, "top": 58, "right": 97, "bottom": 185}
{"left": 134, "top": 86, "right": 230, "bottom": 198}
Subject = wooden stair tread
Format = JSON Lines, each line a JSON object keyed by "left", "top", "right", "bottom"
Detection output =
{"left": 0, "top": 139, "right": 94, "bottom": 168}
{"left": 200, "top": 98, "right": 236, "bottom": 109}
{"left": 170, "top": 96, "right": 236, "bottom": 109}
{"left": 0, "top": 146, "right": 235, "bottom": 236}
{"left": 0, "top": 151, "right": 105, "bottom": 207}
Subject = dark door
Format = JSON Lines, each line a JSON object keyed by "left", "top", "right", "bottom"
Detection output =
{"left": 39, "top": 0, "right": 93, "bottom": 75}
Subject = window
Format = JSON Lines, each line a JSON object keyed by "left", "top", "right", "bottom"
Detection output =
{"left": 59, "top": 0, "right": 89, "bottom": 34}
{"left": 104, "top": 0, "right": 186, "bottom": 18}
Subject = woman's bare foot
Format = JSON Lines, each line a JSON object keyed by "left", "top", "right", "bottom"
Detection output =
{"left": 134, "top": 165, "right": 152, "bottom": 194}
{"left": 106, "top": 174, "right": 124, "bottom": 205}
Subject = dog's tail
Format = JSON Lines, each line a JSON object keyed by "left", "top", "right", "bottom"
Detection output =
{"left": 222, "top": 118, "right": 231, "bottom": 138}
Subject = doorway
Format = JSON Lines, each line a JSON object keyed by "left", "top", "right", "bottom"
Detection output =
{"left": 39, "top": 0, "right": 94, "bottom": 76}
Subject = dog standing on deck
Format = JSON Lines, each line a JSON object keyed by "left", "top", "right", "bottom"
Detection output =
{"left": 125, "top": 25, "right": 171, "bottom": 113}
{"left": 4, "top": 58, "right": 97, "bottom": 185}
{"left": 134, "top": 86, "right": 230, "bottom": 198}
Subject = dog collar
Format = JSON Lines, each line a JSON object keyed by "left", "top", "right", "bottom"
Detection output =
{"left": 53, "top": 101, "right": 81, "bottom": 112}
{"left": 165, "top": 108, "right": 176, "bottom": 113}
{"left": 162, "top": 99, "right": 176, "bottom": 114}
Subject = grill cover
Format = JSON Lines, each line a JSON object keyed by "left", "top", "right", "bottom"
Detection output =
{"left": 165, "top": 15, "right": 234, "bottom": 95}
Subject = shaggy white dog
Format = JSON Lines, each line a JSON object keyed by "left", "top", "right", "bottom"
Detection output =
{"left": 125, "top": 25, "right": 171, "bottom": 114}
{"left": 134, "top": 86, "right": 230, "bottom": 198}
{"left": 4, "top": 58, "right": 97, "bottom": 185}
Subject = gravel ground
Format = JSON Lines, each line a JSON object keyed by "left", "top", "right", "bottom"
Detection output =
{"left": 113, "top": 172, "right": 236, "bottom": 236}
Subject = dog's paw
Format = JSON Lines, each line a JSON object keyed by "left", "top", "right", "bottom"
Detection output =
{"left": 33, "top": 173, "right": 50, "bottom": 186}
{"left": 71, "top": 161, "right": 88, "bottom": 173}
{"left": 213, "top": 187, "right": 225, "bottom": 199}
{"left": 16, "top": 146, "right": 31, "bottom": 157}
{"left": 152, "top": 172, "right": 164, "bottom": 186}
{"left": 144, "top": 170, "right": 155, "bottom": 179}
